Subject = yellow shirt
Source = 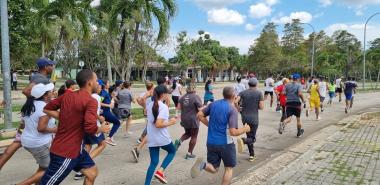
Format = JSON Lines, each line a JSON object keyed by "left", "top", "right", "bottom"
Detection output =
{"left": 310, "top": 84, "right": 320, "bottom": 100}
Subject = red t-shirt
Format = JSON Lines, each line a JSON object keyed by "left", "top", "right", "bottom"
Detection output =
{"left": 45, "top": 89, "right": 98, "bottom": 159}
{"left": 276, "top": 85, "right": 287, "bottom": 106}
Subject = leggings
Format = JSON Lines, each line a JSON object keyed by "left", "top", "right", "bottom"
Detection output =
{"left": 102, "top": 109, "right": 121, "bottom": 138}
{"left": 145, "top": 143, "right": 176, "bottom": 185}
{"left": 172, "top": 96, "right": 179, "bottom": 107}
{"left": 180, "top": 128, "right": 199, "bottom": 154}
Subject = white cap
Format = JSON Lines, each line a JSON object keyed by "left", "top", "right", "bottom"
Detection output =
{"left": 31, "top": 83, "right": 54, "bottom": 99}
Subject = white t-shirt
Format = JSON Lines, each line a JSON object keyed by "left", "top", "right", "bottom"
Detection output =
{"left": 21, "top": 101, "right": 56, "bottom": 148}
{"left": 147, "top": 101, "right": 172, "bottom": 147}
{"left": 319, "top": 82, "right": 327, "bottom": 97}
{"left": 335, "top": 78, "right": 342, "bottom": 88}
{"left": 265, "top": 78, "right": 275, "bottom": 92}
{"left": 92, "top": 94, "right": 101, "bottom": 126}
{"left": 241, "top": 78, "right": 249, "bottom": 89}
{"left": 12, "top": 73, "right": 17, "bottom": 82}
{"left": 233, "top": 83, "right": 246, "bottom": 95}
{"left": 172, "top": 83, "right": 182, "bottom": 97}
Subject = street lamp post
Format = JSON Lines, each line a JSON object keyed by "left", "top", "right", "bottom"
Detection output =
{"left": 302, "top": 23, "right": 316, "bottom": 77}
{"left": 1, "top": 0, "right": 13, "bottom": 129}
{"left": 363, "top": 12, "right": 380, "bottom": 89}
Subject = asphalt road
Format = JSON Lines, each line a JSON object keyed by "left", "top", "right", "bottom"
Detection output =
{"left": 1, "top": 83, "right": 380, "bottom": 185}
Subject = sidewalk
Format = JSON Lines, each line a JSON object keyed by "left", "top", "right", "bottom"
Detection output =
{"left": 233, "top": 112, "right": 380, "bottom": 185}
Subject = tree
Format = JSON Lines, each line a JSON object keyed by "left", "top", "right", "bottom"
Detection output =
{"left": 108, "top": 0, "right": 177, "bottom": 80}
{"left": 248, "top": 22, "right": 281, "bottom": 77}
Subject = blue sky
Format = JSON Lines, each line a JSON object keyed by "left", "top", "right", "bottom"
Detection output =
{"left": 91, "top": 0, "right": 380, "bottom": 58}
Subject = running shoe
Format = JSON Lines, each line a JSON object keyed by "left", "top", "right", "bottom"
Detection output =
{"left": 123, "top": 131, "right": 133, "bottom": 138}
{"left": 306, "top": 109, "right": 309, "bottom": 117}
{"left": 321, "top": 107, "right": 324, "bottom": 112}
{"left": 345, "top": 108, "right": 348, "bottom": 114}
{"left": 248, "top": 155, "right": 256, "bottom": 162}
{"left": 237, "top": 138, "right": 244, "bottom": 154}
{"left": 278, "top": 122, "right": 285, "bottom": 134}
{"left": 154, "top": 171, "right": 168, "bottom": 184}
{"left": 316, "top": 117, "right": 321, "bottom": 121}
{"left": 191, "top": 158, "right": 205, "bottom": 178}
{"left": 132, "top": 147, "right": 140, "bottom": 163}
{"left": 74, "top": 172, "right": 84, "bottom": 180}
{"left": 137, "top": 138, "right": 142, "bottom": 144}
{"left": 185, "top": 153, "right": 196, "bottom": 159}
{"left": 105, "top": 137, "right": 117, "bottom": 146}
{"left": 297, "top": 128, "right": 304, "bottom": 138}
{"left": 174, "top": 139, "right": 181, "bottom": 151}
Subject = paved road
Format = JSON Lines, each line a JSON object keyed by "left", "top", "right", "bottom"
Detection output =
{"left": 1, "top": 84, "right": 380, "bottom": 185}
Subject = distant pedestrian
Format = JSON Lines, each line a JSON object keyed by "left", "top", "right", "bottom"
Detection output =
{"left": 318, "top": 77, "right": 328, "bottom": 112}
{"left": 275, "top": 78, "right": 289, "bottom": 122}
{"left": 116, "top": 81, "right": 135, "bottom": 137}
{"left": 204, "top": 79, "right": 214, "bottom": 105}
{"left": 327, "top": 80, "right": 336, "bottom": 105}
{"left": 335, "top": 76, "right": 343, "bottom": 102}
{"left": 344, "top": 77, "right": 357, "bottom": 114}
{"left": 306, "top": 79, "right": 321, "bottom": 120}
{"left": 12, "top": 71, "right": 18, "bottom": 91}
{"left": 233, "top": 76, "right": 246, "bottom": 95}
{"left": 264, "top": 74, "right": 275, "bottom": 107}
{"left": 171, "top": 78, "right": 183, "bottom": 108}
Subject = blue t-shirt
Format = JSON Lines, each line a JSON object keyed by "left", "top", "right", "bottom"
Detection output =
{"left": 202, "top": 100, "right": 238, "bottom": 145}
{"left": 204, "top": 85, "right": 214, "bottom": 101}
{"left": 100, "top": 89, "right": 112, "bottom": 111}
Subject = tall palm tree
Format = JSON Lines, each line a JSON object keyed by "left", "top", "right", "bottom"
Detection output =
{"left": 108, "top": 0, "right": 177, "bottom": 80}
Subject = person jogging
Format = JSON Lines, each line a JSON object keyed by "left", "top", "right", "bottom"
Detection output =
{"left": 116, "top": 81, "right": 135, "bottom": 137}
{"left": 191, "top": 86, "right": 251, "bottom": 185}
{"left": 275, "top": 78, "right": 290, "bottom": 122}
{"left": 204, "top": 79, "right": 214, "bottom": 105}
{"left": 144, "top": 85, "right": 177, "bottom": 185}
{"left": 57, "top": 79, "right": 77, "bottom": 96}
{"left": 18, "top": 83, "right": 56, "bottom": 185}
{"left": 236, "top": 78, "right": 264, "bottom": 162}
{"left": 278, "top": 73, "right": 306, "bottom": 138}
{"left": 174, "top": 82, "right": 203, "bottom": 159}
{"left": 74, "top": 83, "right": 107, "bottom": 180}
{"left": 318, "top": 77, "right": 328, "bottom": 112}
{"left": 327, "top": 80, "right": 336, "bottom": 105}
{"left": 306, "top": 79, "right": 321, "bottom": 120}
{"left": 233, "top": 76, "right": 246, "bottom": 95}
{"left": 264, "top": 74, "right": 275, "bottom": 108}
{"left": 99, "top": 80, "right": 121, "bottom": 146}
{"left": 171, "top": 78, "right": 183, "bottom": 108}
{"left": 40, "top": 69, "right": 110, "bottom": 185}
{"left": 344, "top": 77, "right": 357, "bottom": 114}
{"left": 335, "top": 76, "right": 343, "bottom": 102}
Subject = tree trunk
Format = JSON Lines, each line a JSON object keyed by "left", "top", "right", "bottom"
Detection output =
{"left": 376, "top": 68, "right": 380, "bottom": 89}
{"left": 106, "top": 42, "right": 113, "bottom": 83}
{"left": 125, "top": 22, "right": 140, "bottom": 81}
{"left": 41, "top": 37, "right": 45, "bottom": 57}
{"left": 368, "top": 70, "right": 373, "bottom": 89}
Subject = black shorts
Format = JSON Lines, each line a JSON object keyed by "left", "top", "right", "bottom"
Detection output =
{"left": 286, "top": 102, "right": 301, "bottom": 118}
{"left": 335, "top": 88, "right": 342, "bottom": 93}
{"left": 207, "top": 143, "right": 236, "bottom": 168}
{"left": 84, "top": 133, "right": 105, "bottom": 145}
{"left": 264, "top": 91, "right": 274, "bottom": 96}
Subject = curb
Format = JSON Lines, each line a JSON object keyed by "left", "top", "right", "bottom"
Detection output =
{"left": 231, "top": 113, "right": 365, "bottom": 185}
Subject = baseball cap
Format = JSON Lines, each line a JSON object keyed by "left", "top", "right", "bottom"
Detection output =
{"left": 31, "top": 83, "right": 54, "bottom": 99}
{"left": 115, "top": 80, "right": 123, "bottom": 87}
{"left": 98, "top": 79, "right": 105, "bottom": 86}
{"left": 292, "top": 73, "right": 301, "bottom": 80}
{"left": 248, "top": 78, "right": 258, "bottom": 86}
{"left": 36, "top": 57, "right": 56, "bottom": 69}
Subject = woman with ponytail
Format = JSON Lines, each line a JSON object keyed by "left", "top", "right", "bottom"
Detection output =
{"left": 18, "top": 83, "right": 56, "bottom": 184}
{"left": 145, "top": 84, "right": 177, "bottom": 185}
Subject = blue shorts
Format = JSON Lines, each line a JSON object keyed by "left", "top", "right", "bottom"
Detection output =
{"left": 84, "top": 133, "right": 105, "bottom": 145}
{"left": 328, "top": 92, "right": 335, "bottom": 98}
{"left": 207, "top": 143, "right": 236, "bottom": 168}
{"left": 40, "top": 150, "right": 95, "bottom": 185}
{"left": 345, "top": 93, "right": 353, "bottom": 100}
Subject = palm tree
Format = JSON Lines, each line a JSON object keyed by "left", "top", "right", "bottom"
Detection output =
{"left": 108, "top": 0, "right": 177, "bottom": 80}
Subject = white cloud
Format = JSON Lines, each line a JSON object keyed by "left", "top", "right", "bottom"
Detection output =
{"left": 212, "top": 33, "right": 259, "bottom": 54}
{"left": 90, "top": 0, "right": 100, "bottom": 7}
{"left": 207, "top": 8, "right": 246, "bottom": 25}
{"left": 340, "top": 0, "right": 380, "bottom": 6}
{"left": 265, "top": 0, "right": 279, "bottom": 6}
{"left": 249, "top": 3, "right": 272, "bottom": 18}
{"left": 191, "top": 0, "right": 246, "bottom": 9}
{"left": 319, "top": 0, "right": 332, "bottom": 7}
{"left": 272, "top": 11, "right": 313, "bottom": 24}
{"left": 245, "top": 24, "right": 256, "bottom": 31}
{"left": 324, "top": 22, "right": 379, "bottom": 47}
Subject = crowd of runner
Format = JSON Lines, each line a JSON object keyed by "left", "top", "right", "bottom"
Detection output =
{"left": 0, "top": 57, "right": 358, "bottom": 185}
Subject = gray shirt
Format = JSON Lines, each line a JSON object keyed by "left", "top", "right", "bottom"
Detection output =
{"left": 238, "top": 89, "right": 263, "bottom": 124}
{"left": 285, "top": 82, "right": 303, "bottom": 103}
{"left": 31, "top": 73, "right": 50, "bottom": 84}
{"left": 179, "top": 92, "right": 202, "bottom": 128}
{"left": 117, "top": 88, "right": 133, "bottom": 109}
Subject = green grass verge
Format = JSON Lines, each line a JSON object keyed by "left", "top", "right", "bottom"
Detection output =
{"left": 0, "top": 104, "right": 23, "bottom": 113}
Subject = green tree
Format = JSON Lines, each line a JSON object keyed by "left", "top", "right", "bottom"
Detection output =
{"left": 248, "top": 22, "right": 281, "bottom": 77}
